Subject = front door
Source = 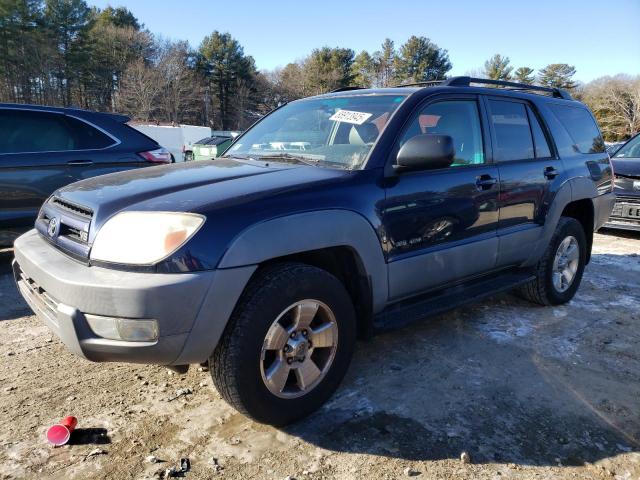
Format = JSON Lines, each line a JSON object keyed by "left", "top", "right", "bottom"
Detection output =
{"left": 380, "top": 95, "right": 500, "bottom": 301}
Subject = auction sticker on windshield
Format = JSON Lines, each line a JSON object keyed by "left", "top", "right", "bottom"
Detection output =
{"left": 330, "top": 109, "right": 373, "bottom": 125}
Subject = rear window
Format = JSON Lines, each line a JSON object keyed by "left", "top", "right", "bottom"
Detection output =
{"left": 549, "top": 104, "right": 605, "bottom": 154}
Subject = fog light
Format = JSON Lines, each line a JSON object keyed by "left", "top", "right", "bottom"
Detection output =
{"left": 86, "top": 314, "right": 159, "bottom": 342}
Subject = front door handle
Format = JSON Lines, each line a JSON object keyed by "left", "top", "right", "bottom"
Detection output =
{"left": 476, "top": 174, "right": 497, "bottom": 190}
{"left": 67, "top": 160, "right": 93, "bottom": 166}
{"left": 544, "top": 166, "right": 559, "bottom": 179}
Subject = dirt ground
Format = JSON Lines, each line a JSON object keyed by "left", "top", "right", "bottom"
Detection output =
{"left": 0, "top": 230, "right": 639, "bottom": 480}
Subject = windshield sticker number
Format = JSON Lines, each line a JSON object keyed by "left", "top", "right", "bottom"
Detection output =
{"left": 330, "top": 109, "right": 373, "bottom": 125}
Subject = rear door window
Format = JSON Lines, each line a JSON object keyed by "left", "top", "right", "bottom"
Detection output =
{"left": 549, "top": 104, "right": 605, "bottom": 154}
{"left": 488, "top": 100, "right": 535, "bottom": 161}
{"left": 526, "top": 105, "right": 552, "bottom": 158}
{"left": 0, "top": 109, "right": 114, "bottom": 154}
{"left": 0, "top": 110, "right": 73, "bottom": 154}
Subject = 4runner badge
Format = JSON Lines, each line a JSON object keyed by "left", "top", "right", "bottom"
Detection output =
{"left": 47, "top": 218, "right": 59, "bottom": 237}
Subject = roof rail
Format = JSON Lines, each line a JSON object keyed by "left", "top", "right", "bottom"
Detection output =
{"left": 394, "top": 76, "right": 572, "bottom": 100}
{"left": 443, "top": 76, "right": 573, "bottom": 100}
{"left": 393, "top": 80, "right": 445, "bottom": 88}
{"left": 330, "top": 86, "right": 365, "bottom": 93}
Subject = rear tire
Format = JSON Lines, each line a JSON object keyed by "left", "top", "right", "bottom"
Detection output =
{"left": 518, "top": 217, "right": 587, "bottom": 306}
{"left": 210, "top": 262, "right": 356, "bottom": 425}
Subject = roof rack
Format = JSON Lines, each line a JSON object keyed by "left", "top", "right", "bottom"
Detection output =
{"left": 395, "top": 76, "right": 573, "bottom": 100}
{"left": 446, "top": 76, "right": 572, "bottom": 100}
{"left": 393, "top": 80, "right": 445, "bottom": 88}
{"left": 330, "top": 86, "right": 365, "bottom": 93}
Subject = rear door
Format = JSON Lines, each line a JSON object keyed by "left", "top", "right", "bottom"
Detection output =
{"left": 483, "top": 96, "right": 564, "bottom": 267}
{"left": 381, "top": 94, "right": 500, "bottom": 301}
{"left": 60, "top": 114, "right": 142, "bottom": 182}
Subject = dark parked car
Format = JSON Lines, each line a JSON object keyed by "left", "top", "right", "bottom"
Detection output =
{"left": 12, "top": 77, "right": 614, "bottom": 425}
{"left": 605, "top": 133, "right": 640, "bottom": 231}
{"left": 0, "top": 104, "right": 172, "bottom": 246}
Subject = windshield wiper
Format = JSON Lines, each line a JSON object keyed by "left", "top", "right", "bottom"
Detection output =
{"left": 256, "top": 153, "right": 320, "bottom": 167}
{"left": 221, "top": 153, "right": 251, "bottom": 161}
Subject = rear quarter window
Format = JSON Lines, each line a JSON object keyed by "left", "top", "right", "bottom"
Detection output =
{"left": 549, "top": 104, "right": 605, "bottom": 154}
{"left": 65, "top": 116, "right": 115, "bottom": 149}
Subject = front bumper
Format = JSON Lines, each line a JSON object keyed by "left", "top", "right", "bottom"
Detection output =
{"left": 13, "top": 229, "right": 255, "bottom": 365}
{"left": 602, "top": 195, "right": 640, "bottom": 232}
{"left": 593, "top": 192, "right": 617, "bottom": 231}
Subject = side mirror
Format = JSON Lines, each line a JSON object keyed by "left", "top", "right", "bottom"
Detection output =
{"left": 394, "top": 134, "right": 454, "bottom": 173}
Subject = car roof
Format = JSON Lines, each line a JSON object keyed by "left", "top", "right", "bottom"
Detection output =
{"left": 0, "top": 102, "right": 130, "bottom": 123}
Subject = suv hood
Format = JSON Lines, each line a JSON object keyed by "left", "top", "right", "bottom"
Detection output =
{"left": 612, "top": 158, "right": 640, "bottom": 179}
{"left": 54, "top": 159, "right": 348, "bottom": 240}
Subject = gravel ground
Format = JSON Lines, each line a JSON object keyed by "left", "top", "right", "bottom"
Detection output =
{"left": 0, "top": 231, "right": 639, "bottom": 480}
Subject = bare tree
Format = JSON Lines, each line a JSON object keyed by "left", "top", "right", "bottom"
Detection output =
{"left": 116, "top": 59, "right": 162, "bottom": 121}
{"left": 156, "top": 40, "right": 202, "bottom": 124}
{"left": 583, "top": 75, "right": 640, "bottom": 140}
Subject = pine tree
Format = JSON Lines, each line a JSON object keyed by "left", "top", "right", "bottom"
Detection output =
{"left": 303, "top": 47, "right": 355, "bottom": 94}
{"left": 514, "top": 67, "right": 535, "bottom": 84}
{"left": 374, "top": 38, "right": 396, "bottom": 87}
{"left": 538, "top": 63, "right": 577, "bottom": 90}
{"left": 394, "top": 36, "right": 451, "bottom": 83}
{"left": 198, "top": 31, "right": 257, "bottom": 129}
{"left": 351, "top": 50, "right": 375, "bottom": 88}
{"left": 483, "top": 54, "right": 513, "bottom": 81}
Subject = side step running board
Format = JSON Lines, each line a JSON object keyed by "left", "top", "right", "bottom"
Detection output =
{"left": 373, "top": 270, "right": 535, "bottom": 332}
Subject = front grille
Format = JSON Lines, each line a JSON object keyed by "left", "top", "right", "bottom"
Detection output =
{"left": 60, "top": 224, "right": 88, "bottom": 243}
{"left": 36, "top": 196, "right": 93, "bottom": 259}
{"left": 610, "top": 196, "right": 640, "bottom": 221}
{"left": 51, "top": 197, "right": 93, "bottom": 219}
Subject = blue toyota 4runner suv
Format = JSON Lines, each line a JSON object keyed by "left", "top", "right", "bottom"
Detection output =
{"left": 13, "top": 77, "right": 614, "bottom": 425}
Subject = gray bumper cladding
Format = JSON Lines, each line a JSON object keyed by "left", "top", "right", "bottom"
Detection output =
{"left": 13, "top": 230, "right": 255, "bottom": 365}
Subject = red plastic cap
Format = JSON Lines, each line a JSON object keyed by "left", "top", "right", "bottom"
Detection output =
{"left": 47, "top": 424, "right": 71, "bottom": 446}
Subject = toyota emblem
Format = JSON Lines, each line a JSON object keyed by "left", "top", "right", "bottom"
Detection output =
{"left": 48, "top": 217, "right": 59, "bottom": 237}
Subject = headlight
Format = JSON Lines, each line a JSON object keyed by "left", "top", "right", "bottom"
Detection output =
{"left": 90, "top": 211, "right": 205, "bottom": 265}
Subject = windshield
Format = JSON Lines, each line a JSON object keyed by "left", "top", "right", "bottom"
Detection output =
{"left": 614, "top": 135, "right": 640, "bottom": 159}
{"left": 224, "top": 94, "right": 407, "bottom": 169}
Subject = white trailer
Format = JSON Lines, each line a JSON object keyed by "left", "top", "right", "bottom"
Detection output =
{"left": 130, "top": 124, "right": 211, "bottom": 162}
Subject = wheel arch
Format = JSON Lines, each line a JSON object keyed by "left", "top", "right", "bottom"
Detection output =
{"left": 218, "top": 210, "right": 388, "bottom": 331}
{"left": 560, "top": 198, "right": 594, "bottom": 263}
{"left": 523, "top": 177, "right": 597, "bottom": 266}
{"left": 255, "top": 246, "right": 374, "bottom": 338}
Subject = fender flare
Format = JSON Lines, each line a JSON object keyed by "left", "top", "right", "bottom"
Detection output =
{"left": 523, "top": 177, "right": 596, "bottom": 266}
{"left": 218, "top": 210, "right": 388, "bottom": 313}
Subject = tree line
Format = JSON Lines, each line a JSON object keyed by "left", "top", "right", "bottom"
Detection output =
{"left": 1, "top": 1, "right": 638, "bottom": 140}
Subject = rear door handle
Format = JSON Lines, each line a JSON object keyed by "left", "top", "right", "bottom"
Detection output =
{"left": 67, "top": 160, "right": 93, "bottom": 166}
{"left": 544, "top": 166, "right": 559, "bottom": 179}
{"left": 475, "top": 174, "right": 497, "bottom": 190}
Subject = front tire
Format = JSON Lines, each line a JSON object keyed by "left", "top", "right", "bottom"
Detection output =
{"left": 210, "top": 263, "right": 356, "bottom": 425}
{"left": 519, "top": 217, "right": 587, "bottom": 305}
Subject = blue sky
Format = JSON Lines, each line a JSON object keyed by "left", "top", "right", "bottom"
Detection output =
{"left": 89, "top": 0, "right": 640, "bottom": 83}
